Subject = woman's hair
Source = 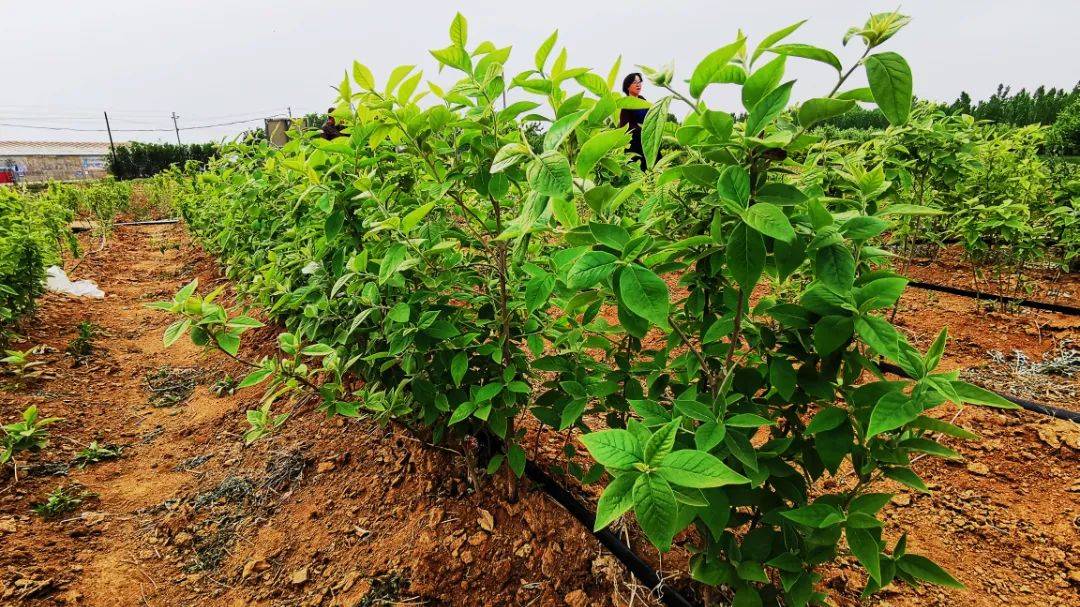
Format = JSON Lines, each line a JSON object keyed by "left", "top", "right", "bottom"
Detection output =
{"left": 621, "top": 72, "right": 643, "bottom": 95}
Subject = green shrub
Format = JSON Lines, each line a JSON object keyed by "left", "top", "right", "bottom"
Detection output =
{"left": 154, "top": 11, "right": 1021, "bottom": 604}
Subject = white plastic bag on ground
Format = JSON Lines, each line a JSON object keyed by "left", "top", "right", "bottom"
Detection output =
{"left": 44, "top": 266, "right": 105, "bottom": 298}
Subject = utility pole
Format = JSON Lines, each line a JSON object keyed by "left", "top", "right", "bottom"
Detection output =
{"left": 287, "top": 106, "right": 293, "bottom": 119}
{"left": 103, "top": 111, "right": 116, "bottom": 156}
{"left": 171, "top": 112, "right": 181, "bottom": 145}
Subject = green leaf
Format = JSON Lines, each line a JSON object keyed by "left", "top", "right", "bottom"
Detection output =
{"left": 215, "top": 331, "right": 240, "bottom": 357}
{"left": 867, "top": 391, "right": 921, "bottom": 438}
{"left": 163, "top": 319, "right": 190, "bottom": 347}
{"left": 815, "top": 244, "right": 855, "bottom": 291}
{"left": 841, "top": 215, "right": 891, "bottom": 240}
{"left": 525, "top": 274, "right": 556, "bottom": 314}
{"left": 324, "top": 209, "right": 345, "bottom": 239}
{"left": 535, "top": 30, "right": 558, "bottom": 72}
{"left": 352, "top": 61, "right": 375, "bottom": 90}
{"left": 474, "top": 382, "right": 503, "bottom": 402}
{"left": 576, "top": 129, "right": 632, "bottom": 177}
{"left": 449, "top": 12, "right": 467, "bottom": 47}
{"left": 924, "top": 328, "right": 948, "bottom": 372}
{"left": 780, "top": 503, "right": 845, "bottom": 528}
{"left": 702, "top": 110, "right": 735, "bottom": 141}
{"left": 836, "top": 87, "right": 875, "bottom": 102}
{"left": 745, "top": 80, "right": 794, "bottom": 136}
{"left": 847, "top": 527, "right": 882, "bottom": 582}
{"left": 768, "top": 43, "right": 843, "bottom": 71}
{"left": 949, "top": 381, "right": 1019, "bottom": 409}
{"left": 301, "top": 343, "right": 335, "bottom": 356}
{"left": 580, "top": 429, "right": 642, "bottom": 469}
{"left": 897, "top": 555, "right": 965, "bottom": 589}
{"left": 657, "top": 450, "right": 750, "bottom": 488}
{"left": 451, "top": 352, "right": 468, "bottom": 387}
{"left": 805, "top": 407, "right": 848, "bottom": 434}
{"left": 742, "top": 203, "right": 795, "bottom": 242}
{"left": 448, "top": 401, "right": 477, "bottom": 425}
{"left": 528, "top": 151, "right": 572, "bottom": 197}
{"left": 237, "top": 367, "right": 274, "bottom": 389}
{"left": 689, "top": 36, "right": 747, "bottom": 98}
{"left": 725, "top": 413, "right": 774, "bottom": 428}
{"left": 797, "top": 97, "right": 856, "bottom": 128}
{"left": 855, "top": 315, "right": 904, "bottom": 362}
{"left": 507, "top": 443, "right": 526, "bottom": 478}
{"left": 644, "top": 418, "right": 680, "bottom": 465}
{"left": 590, "top": 222, "right": 630, "bottom": 251}
{"left": 751, "top": 19, "right": 805, "bottom": 65}
{"left": 865, "top": 52, "right": 913, "bottom": 125}
{"left": 742, "top": 55, "right": 786, "bottom": 111}
{"left": 617, "top": 265, "right": 670, "bottom": 330}
{"left": 543, "top": 110, "right": 588, "bottom": 151}
{"left": 632, "top": 474, "right": 678, "bottom": 551}
{"left": 726, "top": 223, "right": 765, "bottom": 291}
{"left": 594, "top": 473, "right": 639, "bottom": 530}
{"left": 770, "top": 357, "right": 797, "bottom": 400}
{"left": 718, "top": 165, "right": 750, "bottom": 209}
{"left": 857, "top": 277, "right": 908, "bottom": 310}
{"left": 402, "top": 202, "right": 436, "bottom": 232}
{"left": 566, "top": 250, "right": 619, "bottom": 289}
{"left": 490, "top": 143, "right": 531, "bottom": 173}
{"left": 813, "top": 315, "right": 854, "bottom": 355}
{"left": 378, "top": 243, "right": 408, "bottom": 285}
{"left": 174, "top": 279, "right": 198, "bottom": 304}
{"left": 884, "top": 467, "right": 929, "bottom": 493}
{"left": 641, "top": 96, "right": 673, "bottom": 169}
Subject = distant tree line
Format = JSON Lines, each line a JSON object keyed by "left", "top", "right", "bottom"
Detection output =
{"left": 814, "top": 82, "right": 1080, "bottom": 155}
{"left": 107, "top": 142, "right": 219, "bottom": 180}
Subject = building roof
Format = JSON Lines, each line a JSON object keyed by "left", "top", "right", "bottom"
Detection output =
{"left": 0, "top": 141, "right": 114, "bottom": 156}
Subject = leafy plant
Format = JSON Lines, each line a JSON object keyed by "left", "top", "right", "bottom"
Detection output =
{"left": 150, "top": 10, "right": 1026, "bottom": 603}
{"left": 243, "top": 402, "right": 290, "bottom": 444}
{"left": 67, "top": 321, "right": 98, "bottom": 361}
{"left": 1, "top": 347, "right": 48, "bottom": 383}
{"left": 211, "top": 373, "right": 240, "bottom": 397}
{"left": 72, "top": 441, "right": 121, "bottom": 468}
{"left": 2, "top": 405, "right": 61, "bottom": 465}
{"left": 31, "top": 485, "right": 91, "bottom": 518}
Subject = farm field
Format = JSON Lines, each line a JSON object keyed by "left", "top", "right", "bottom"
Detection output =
{"left": 3, "top": 9, "right": 1080, "bottom": 607}
{"left": 0, "top": 223, "right": 1075, "bottom": 606}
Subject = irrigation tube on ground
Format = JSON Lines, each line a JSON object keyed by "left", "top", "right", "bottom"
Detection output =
{"left": 878, "top": 362, "right": 1080, "bottom": 423}
{"left": 524, "top": 460, "right": 702, "bottom": 607}
{"left": 114, "top": 218, "right": 181, "bottom": 226}
{"left": 905, "top": 279, "right": 1080, "bottom": 317}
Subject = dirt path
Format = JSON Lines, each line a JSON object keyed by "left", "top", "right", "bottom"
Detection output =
{"left": 1, "top": 226, "right": 1078, "bottom": 607}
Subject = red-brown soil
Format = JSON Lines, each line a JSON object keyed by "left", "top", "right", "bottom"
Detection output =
{"left": 0, "top": 226, "right": 1077, "bottom": 607}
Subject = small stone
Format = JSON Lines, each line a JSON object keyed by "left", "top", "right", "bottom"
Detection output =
{"left": 316, "top": 461, "right": 336, "bottom": 474}
{"left": 0, "top": 518, "right": 16, "bottom": 534}
{"left": 468, "top": 532, "right": 487, "bottom": 546}
{"left": 564, "top": 589, "right": 589, "bottom": 607}
{"left": 173, "top": 532, "right": 194, "bottom": 548}
{"left": 477, "top": 508, "right": 494, "bottom": 532}
{"left": 967, "top": 462, "right": 990, "bottom": 476}
{"left": 291, "top": 567, "right": 309, "bottom": 585}
{"left": 460, "top": 550, "right": 474, "bottom": 564}
{"left": 242, "top": 559, "right": 269, "bottom": 579}
{"left": 891, "top": 494, "right": 911, "bottom": 507}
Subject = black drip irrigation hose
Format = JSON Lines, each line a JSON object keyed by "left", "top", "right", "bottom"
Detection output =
{"left": 524, "top": 460, "right": 702, "bottom": 607}
{"left": 878, "top": 362, "right": 1080, "bottom": 423}
{"left": 905, "top": 279, "right": 1080, "bottom": 317}
{"left": 114, "top": 218, "right": 181, "bottom": 226}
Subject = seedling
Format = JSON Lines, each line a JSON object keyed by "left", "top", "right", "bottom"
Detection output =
{"left": 66, "top": 321, "right": 98, "bottom": 361}
{"left": 243, "top": 402, "right": 289, "bottom": 445}
{"left": 72, "top": 441, "right": 121, "bottom": 468}
{"left": 1, "top": 347, "right": 48, "bottom": 383}
{"left": 211, "top": 373, "right": 239, "bottom": 397}
{"left": 31, "top": 485, "right": 92, "bottom": 518}
{"left": 2, "top": 406, "right": 61, "bottom": 465}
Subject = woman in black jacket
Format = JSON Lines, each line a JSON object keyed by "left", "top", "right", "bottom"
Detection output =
{"left": 618, "top": 72, "right": 648, "bottom": 170}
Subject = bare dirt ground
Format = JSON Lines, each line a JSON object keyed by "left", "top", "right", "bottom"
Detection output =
{"left": 0, "top": 226, "right": 1077, "bottom": 606}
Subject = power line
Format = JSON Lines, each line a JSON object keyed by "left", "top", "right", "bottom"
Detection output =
{"left": 0, "top": 114, "right": 285, "bottom": 133}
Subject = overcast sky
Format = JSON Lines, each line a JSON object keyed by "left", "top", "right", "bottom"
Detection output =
{"left": 3, "top": 1, "right": 1078, "bottom": 143}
